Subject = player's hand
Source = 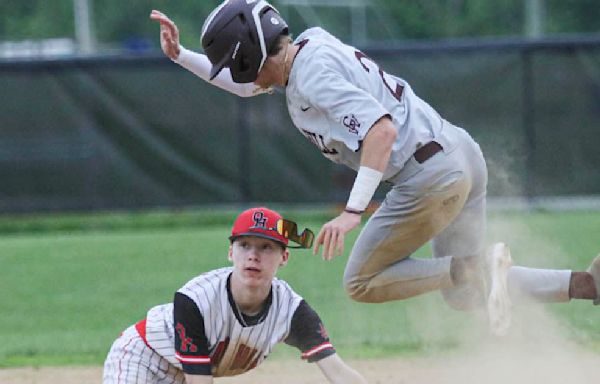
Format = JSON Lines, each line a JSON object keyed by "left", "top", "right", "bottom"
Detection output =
{"left": 150, "top": 10, "right": 181, "bottom": 60}
{"left": 313, "top": 211, "right": 361, "bottom": 261}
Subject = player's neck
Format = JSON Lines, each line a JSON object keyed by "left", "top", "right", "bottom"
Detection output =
{"left": 230, "top": 277, "right": 271, "bottom": 315}
{"left": 282, "top": 44, "right": 299, "bottom": 87}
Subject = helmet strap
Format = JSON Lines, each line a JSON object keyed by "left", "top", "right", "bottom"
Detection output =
{"left": 281, "top": 41, "right": 290, "bottom": 86}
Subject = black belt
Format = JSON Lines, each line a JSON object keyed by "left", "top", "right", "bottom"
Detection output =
{"left": 413, "top": 141, "right": 443, "bottom": 164}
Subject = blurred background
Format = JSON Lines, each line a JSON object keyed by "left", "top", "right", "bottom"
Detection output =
{"left": 1, "top": 0, "right": 599, "bottom": 213}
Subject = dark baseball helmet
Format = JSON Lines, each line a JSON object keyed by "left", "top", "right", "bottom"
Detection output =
{"left": 201, "top": 0, "right": 288, "bottom": 83}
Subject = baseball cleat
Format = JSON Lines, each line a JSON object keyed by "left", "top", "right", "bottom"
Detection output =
{"left": 586, "top": 254, "right": 600, "bottom": 305}
{"left": 486, "top": 242, "right": 513, "bottom": 336}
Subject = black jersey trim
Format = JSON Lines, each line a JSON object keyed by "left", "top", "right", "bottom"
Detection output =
{"left": 226, "top": 273, "right": 273, "bottom": 327}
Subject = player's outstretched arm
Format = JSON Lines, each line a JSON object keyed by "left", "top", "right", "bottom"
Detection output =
{"left": 184, "top": 374, "right": 213, "bottom": 384}
{"left": 316, "top": 353, "right": 368, "bottom": 384}
{"left": 149, "top": 10, "right": 181, "bottom": 60}
{"left": 149, "top": 9, "right": 268, "bottom": 98}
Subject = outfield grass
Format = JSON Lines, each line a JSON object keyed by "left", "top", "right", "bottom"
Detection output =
{"left": 0, "top": 209, "right": 599, "bottom": 367}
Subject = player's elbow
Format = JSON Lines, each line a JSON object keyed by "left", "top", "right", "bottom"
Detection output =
{"left": 374, "top": 116, "right": 397, "bottom": 141}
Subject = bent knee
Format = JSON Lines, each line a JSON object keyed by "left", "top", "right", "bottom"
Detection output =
{"left": 343, "top": 277, "right": 383, "bottom": 303}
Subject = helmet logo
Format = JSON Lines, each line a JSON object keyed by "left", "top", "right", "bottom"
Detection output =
{"left": 232, "top": 41, "right": 241, "bottom": 59}
{"left": 270, "top": 17, "right": 280, "bottom": 25}
{"left": 246, "top": 0, "right": 257, "bottom": 3}
{"left": 252, "top": 211, "right": 268, "bottom": 228}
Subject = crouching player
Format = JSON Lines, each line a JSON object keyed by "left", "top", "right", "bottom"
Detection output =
{"left": 104, "top": 207, "right": 367, "bottom": 384}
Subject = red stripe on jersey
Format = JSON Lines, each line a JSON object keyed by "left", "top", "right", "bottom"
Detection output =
{"left": 134, "top": 319, "right": 152, "bottom": 349}
{"left": 175, "top": 352, "right": 211, "bottom": 364}
{"left": 301, "top": 342, "right": 334, "bottom": 359}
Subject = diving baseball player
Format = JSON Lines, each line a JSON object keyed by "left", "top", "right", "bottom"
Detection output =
{"left": 104, "top": 207, "right": 367, "bottom": 384}
{"left": 150, "top": 1, "right": 600, "bottom": 336}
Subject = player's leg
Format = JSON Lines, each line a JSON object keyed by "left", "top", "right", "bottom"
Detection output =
{"left": 586, "top": 254, "right": 600, "bottom": 305}
{"left": 103, "top": 325, "right": 185, "bottom": 384}
{"left": 344, "top": 134, "right": 472, "bottom": 303}
{"left": 432, "top": 124, "right": 489, "bottom": 310}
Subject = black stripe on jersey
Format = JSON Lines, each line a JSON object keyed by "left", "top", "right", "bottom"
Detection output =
{"left": 284, "top": 300, "right": 336, "bottom": 363}
{"left": 173, "top": 292, "right": 212, "bottom": 376}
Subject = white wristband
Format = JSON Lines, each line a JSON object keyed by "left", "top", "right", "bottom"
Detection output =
{"left": 346, "top": 166, "right": 383, "bottom": 212}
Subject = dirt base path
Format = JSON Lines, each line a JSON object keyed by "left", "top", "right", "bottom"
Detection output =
{"left": 2, "top": 352, "right": 599, "bottom": 384}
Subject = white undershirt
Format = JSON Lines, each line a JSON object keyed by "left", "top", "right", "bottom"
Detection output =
{"left": 175, "top": 46, "right": 268, "bottom": 98}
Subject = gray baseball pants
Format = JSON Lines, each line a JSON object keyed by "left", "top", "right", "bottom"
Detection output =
{"left": 343, "top": 122, "right": 571, "bottom": 309}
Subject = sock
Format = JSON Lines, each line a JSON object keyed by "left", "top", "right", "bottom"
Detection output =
{"left": 569, "top": 272, "right": 597, "bottom": 300}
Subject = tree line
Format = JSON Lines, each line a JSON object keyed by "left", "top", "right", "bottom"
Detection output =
{"left": 1, "top": 0, "right": 599, "bottom": 51}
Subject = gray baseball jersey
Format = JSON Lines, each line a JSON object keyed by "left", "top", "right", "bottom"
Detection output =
{"left": 172, "top": 25, "right": 571, "bottom": 317}
{"left": 286, "top": 27, "right": 443, "bottom": 180}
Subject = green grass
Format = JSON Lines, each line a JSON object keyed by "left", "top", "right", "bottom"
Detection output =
{"left": 0, "top": 209, "right": 599, "bottom": 367}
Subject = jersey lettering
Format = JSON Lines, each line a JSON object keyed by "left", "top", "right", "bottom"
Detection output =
{"left": 211, "top": 338, "right": 230, "bottom": 367}
{"left": 301, "top": 129, "right": 338, "bottom": 155}
{"left": 354, "top": 51, "right": 404, "bottom": 102}
{"left": 211, "top": 338, "right": 260, "bottom": 371}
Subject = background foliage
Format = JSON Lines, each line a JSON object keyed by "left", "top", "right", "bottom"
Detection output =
{"left": 1, "top": 1, "right": 599, "bottom": 51}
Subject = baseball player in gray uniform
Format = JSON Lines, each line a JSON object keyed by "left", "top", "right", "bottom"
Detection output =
{"left": 104, "top": 207, "right": 367, "bottom": 383}
{"left": 150, "top": 1, "right": 600, "bottom": 336}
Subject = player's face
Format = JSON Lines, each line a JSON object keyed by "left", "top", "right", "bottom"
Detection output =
{"left": 229, "top": 236, "right": 289, "bottom": 287}
{"left": 254, "top": 61, "right": 278, "bottom": 89}
{"left": 254, "top": 52, "right": 285, "bottom": 88}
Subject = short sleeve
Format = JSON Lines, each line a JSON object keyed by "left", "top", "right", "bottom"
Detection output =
{"left": 173, "top": 292, "right": 212, "bottom": 375}
{"left": 284, "top": 300, "right": 336, "bottom": 362}
{"left": 297, "top": 48, "right": 390, "bottom": 150}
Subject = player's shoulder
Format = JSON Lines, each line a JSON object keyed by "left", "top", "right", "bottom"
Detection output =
{"left": 291, "top": 28, "right": 354, "bottom": 85}
{"left": 178, "top": 267, "right": 231, "bottom": 301}
{"left": 271, "top": 276, "right": 304, "bottom": 304}
{"left": 295, "top": 27, "right": 342, "bottom": 46}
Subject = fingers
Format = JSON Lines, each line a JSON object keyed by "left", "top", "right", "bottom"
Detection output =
{"left": 336, "top": 231, "right": 345, "bottom": 257}
{"left": 150, "top": 10, "right": 178, "bottom": 36}
{"left": 149, "top": 10, "right": 166, "bottom": 21}
{"left": 313, "top": 227, "right": 325, "bottom": 256}
{"left": 322, "top": 229, "right": 332, "bottom": 260}
{"left": 313, "top": 226, "right": 344, "bottom": 261}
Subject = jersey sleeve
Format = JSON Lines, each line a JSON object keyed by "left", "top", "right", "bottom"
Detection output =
{"left": 173, "top": 292, "right": 212, "bottom": 375}
{"left": 175, "top": 46, "right": 269, "bottom": 98}
{"left": 297, "top": 48, "right": 390, "bottom": 151}
{"left": 284, "top": 300, "right": 336, "bottom": 362}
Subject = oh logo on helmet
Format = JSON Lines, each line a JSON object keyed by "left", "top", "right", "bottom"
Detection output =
{"left": 252, "top": 211, "right": 268, "bottom": 228}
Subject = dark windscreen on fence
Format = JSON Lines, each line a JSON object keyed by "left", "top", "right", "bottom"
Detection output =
{"left": 1, "top": 36, "right": 599, "bottom": 213}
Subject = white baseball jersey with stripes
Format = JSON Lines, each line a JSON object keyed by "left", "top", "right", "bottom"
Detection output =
{"left": 104, "top": 267, "right": 334, "bottom": 382}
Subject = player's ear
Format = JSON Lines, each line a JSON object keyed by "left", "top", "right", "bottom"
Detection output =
{"left": 279, "top": 249, "right": 289, "bottom": 266}
{"left": 228, "top": 244, "right": 234, "bottom": 262}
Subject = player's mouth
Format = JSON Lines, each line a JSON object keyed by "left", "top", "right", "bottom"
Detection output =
{"left": 244, "top": 266, "right": 261, "bottom": 275}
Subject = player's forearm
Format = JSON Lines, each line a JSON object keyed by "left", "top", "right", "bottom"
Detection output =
{"left": 345, "top": 116, "right": 395, "bottom": 213}
{"left": 175, "top": 46, "right": 264, "bottom": 98}
{"left": 360, "top": 116, "right": 396, "bottom": 172}
{"left": 184, "top": 373, "right": 213, "bottom": 384}
{"left": 317, "top": 354, "right": 368, "bottom": 384}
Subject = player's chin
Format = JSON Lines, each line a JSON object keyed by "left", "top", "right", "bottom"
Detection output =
{"left": 242, "top": 269, "right": 273, "bottom": 286}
